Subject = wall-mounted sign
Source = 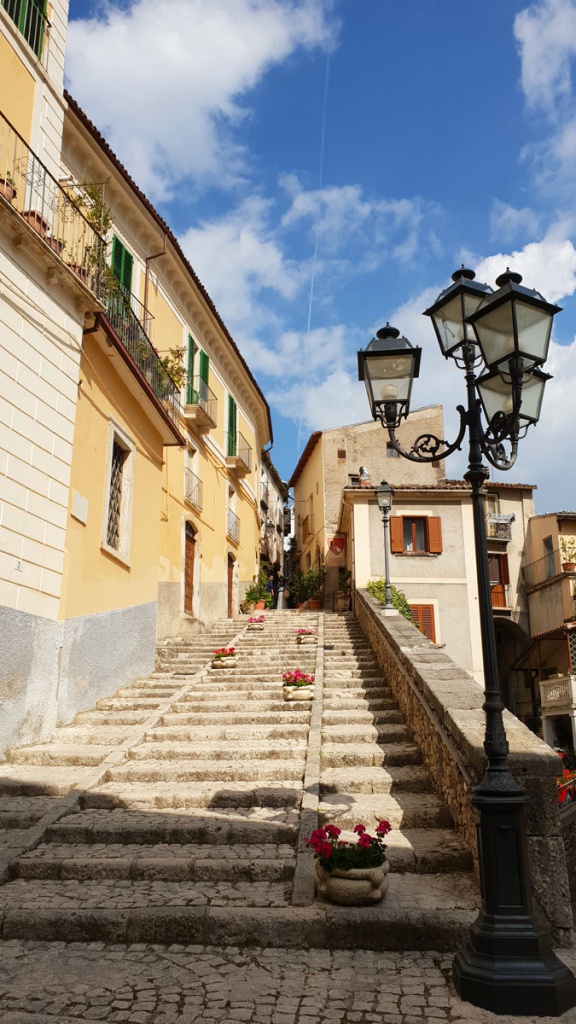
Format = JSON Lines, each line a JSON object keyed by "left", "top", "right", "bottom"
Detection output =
{"left": 326, "top": 534, "right": 346, "bottom": 565}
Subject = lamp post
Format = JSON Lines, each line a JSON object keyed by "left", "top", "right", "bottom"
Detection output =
{"left": 358, "top": 267, "right": 576, "bottom": 1017}
{"left": 376, "top": 480, "right": 394, "bottom": 610}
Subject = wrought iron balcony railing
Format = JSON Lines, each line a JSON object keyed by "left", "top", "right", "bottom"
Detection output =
{"left": 0, "top": 111, "right": 106, "bottom": 299}
{"left": 184, "top": 376, "right": 217, "bottom": 432}
{"left": 226, "top": 431, "right": 252, "bottom": 473}
{"left": 227, "top": 508, "right": 240, "bottom": 543}
{"left": 2, "top": 0, "right": 49, "bottom": 61}
{"left": 523, "top": 549, "right": 564, "bottom": 590}
{"left": 105, "top": 286, "right": 179, "bottom": 424}
{"left": 185, "top": 468, "right": 202, "bottom": 510}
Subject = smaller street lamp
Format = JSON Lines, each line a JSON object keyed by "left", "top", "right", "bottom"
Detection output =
{"left": 375, "top": 480, "right": 394, "bottom": 610}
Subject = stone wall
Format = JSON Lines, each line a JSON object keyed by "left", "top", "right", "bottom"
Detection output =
{"left": 562, "top": 804, "right": 576, "bottom": 906}
{"left": 355, "top": 588, "right": 573, "bottom": 945}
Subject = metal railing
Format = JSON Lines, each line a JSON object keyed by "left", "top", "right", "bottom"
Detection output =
{"left": 185, "top": 375, "right": 217, "bottom": 421}
{"left": 226, "top": 431, "right": 252, "bottom": 473}
{"left": 523, "top": 549, "right": 563, "bottom": 590}
{"left": 486, "top": 512, "right": 514, "bottom": 541}
{"left": 105, "top": 287, "right": 179, "bottom": 424}
{"left": 2, "top": 0, "right": 49, "bottom": 61}
{"left": 0, "top": 110, "right": 106, "bottom": 299}
{"left": 185, "top": 468, "right": 202, "bottom": 509}
{"left": 227, "top": 508, "right": 240, "bottom": 543}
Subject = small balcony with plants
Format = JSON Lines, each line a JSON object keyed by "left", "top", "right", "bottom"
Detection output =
{"left": 184, "top": 375, "right": 217, "bottom": 434}
{"left": 486, "top": 512, "right": 515, "bottom": 542}
{"left": 226, "top": 431, "right": 252, "bottom": 477}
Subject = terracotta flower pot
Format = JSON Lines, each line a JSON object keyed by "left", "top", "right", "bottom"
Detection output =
{"left": 22, "top": 210, "right": 49, "bottom": 237}
{"left": 315, "top": 860, "right": 390, "bottom": 905}
{"left": 562, "top": 562, "right": 576, "bottom": 573}
{"left": 282, "top": 684, "right": 314, "bottom": 701}
{"left": 309, "top": 599, "right": 322, "bottom": 610}
{"left": 0, "top": 179, "right": 16, "bottom": 202}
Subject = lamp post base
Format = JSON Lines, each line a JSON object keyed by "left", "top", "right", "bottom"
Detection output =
{"left": 454, "top": 927, "right": 576, "bottom": 1016}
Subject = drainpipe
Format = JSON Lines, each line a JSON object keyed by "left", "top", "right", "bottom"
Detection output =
{"left": 144, "top": 234, "right": 167, "bottom": 334}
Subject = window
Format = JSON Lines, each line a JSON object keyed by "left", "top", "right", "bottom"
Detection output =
{"left": 489, "top": 553, "right": 510, "bottom": 608}
{"left": 227, "top": 396, "right": 237, "bottom": 456}
{"left": 186, "top": 334, "right": 196, "bottom": 403}
{"left": 486, "top": 492, "right": 500, "bottom": 516}
{"left": 2, "top": 0, "right": 47, "bottom": 58}
{"left": 409, "top": 604, "right": 436, "bottom": 642}
{"left": 386, "top": 442, "right": 399, "bottom": 459}
{"left": 102, "top": 421, "right": 135, "bottom": 565}
{"left": 111, "top": 236, "right": 133, "bottom": 294}
{"left": 544, "top": 535, "right": 555, "bottom": 580}
{"left": 391, "top": 516, "right": 442, "bottom": 554}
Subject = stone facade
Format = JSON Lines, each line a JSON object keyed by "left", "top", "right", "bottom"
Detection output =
{"left": 355, "top": 588, "right": 573, "bottom": 945}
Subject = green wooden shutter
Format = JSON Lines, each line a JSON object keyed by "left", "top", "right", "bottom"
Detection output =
{"left": 199, "top": 351, "right": 209, "bottom": 384}
{"left": 111, "top": 236, "right": 133, "bottom": 293}
{"left": 186, "top": 334, "right": 196, "bottom": 405}
{"left": 227, "top": 396, "right": 237, "bottom": 457}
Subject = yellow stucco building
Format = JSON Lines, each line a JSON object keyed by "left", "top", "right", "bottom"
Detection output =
{"left": 0, "top": 0, "right": 275, "bottom": 756}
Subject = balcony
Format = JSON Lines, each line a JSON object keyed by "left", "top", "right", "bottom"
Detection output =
{"left": 260, "top": 482, "right": 269, "bottom": 510}
{"left": 227, "top": 508, "right": 240, "bottom": 544}
{"left": 2, "top": 0, "right": 49, "bottom": 63}
{"left": 103, "top": 288, "right": 180, "bottom": 426}
{"left": 226, "top": 431, "right": 252, "bottom": 477}
{"left": 486, "top": 512, "right": 515, "bottom": 542}
{"left": 540, "top": 674, "right": 576, "bottom": 711}
{"left": 523, "top": 549, "right": 566, "bottom": 591}
{"left": 184, "top": 376, "right": 217, "bottom": 434}
{"left": 185, "top": 468, "right": 202, "bottom": 510}
{"left": 0, "top": 111, "right": 106, "bottom": 302}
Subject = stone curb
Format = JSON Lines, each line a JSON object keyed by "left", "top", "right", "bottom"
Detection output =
{"left": 291, "top": 615, "right": 324, "bottom": 906}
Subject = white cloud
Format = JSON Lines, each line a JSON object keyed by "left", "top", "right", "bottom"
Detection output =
{"left": 179, "top": 196, "right": 301, "bottom": 329}
{"left": 474, "top": 235, "right": 576, "bottom": 303}
{"left": 280, "top": 176, "right": 431, "bottom": 265}
{"left": 489, "top": 200, "right": 541, "bottom": 243}
{"left": 66, "top": 0, "right": 334, "bottom": 199}
{"left": 268, "top": 368, "right": 368, "bottom": 430}
{"left": 515, "top": 0, "right": 576, "bottom": 113}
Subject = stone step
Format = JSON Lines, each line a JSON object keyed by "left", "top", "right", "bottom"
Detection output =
{"left": 146, "top": 725, "right": 309, "bottom": 743}
{"left": 159, "top": 710, "right": 311, "bottom": 726}
{"left": 318, "top": 792, "right": 453, "bottom": 830}
{"left": 0, "top": 873, "right": 478, "bottom": 949}
{"left": 385, "top": 830, "right": 473, "bottom": 874}
{"left": 96, "top": 697, "right": 167, "bottom": 711}
{"left": 174, "top": 694, "right": 308, "bottom": 707}
{"left": 0, "top": 796, "right": 57, "bottom": 828}
{"left": 320, "top": 765, "right": 434, "bottom": 795}
{"left": 106, "top": 758, "right": 306, "bottom": 784}
{"left": 74, "top": 711, "right": 149, "bottom": 726}
{"left": 126, "top": 741, "right": 307, "bottom": 762}
{"left": 323, "top": 689, "right": 392, "bottom": 703}
{"left": 321, "top": 742, "right": 422, "bottom": 768}
{"left": 322, "top": 709, "right": 402, "bottom": 725}
{"left": 14, "top": 842, "right": 296, "bottom": 881}
{"left": 0, "top": 766, "right": 87, "bottom": 796}
{"left": 52, "top": 727, "right": 135, "bottom": 745}
{"left": 82, "top": 782, "right": 302, "bottom": 810}
{"left": 320, "top": 724, "right": 410, "bottom": 744}
{"left": 113, "top": 687, "right": 180, "bottom": 699}
{"left": 6, "top": 744, "right": 113, "bottom": 767}
{"left": 43, "top": 809, "right": 298, "bottom": 846}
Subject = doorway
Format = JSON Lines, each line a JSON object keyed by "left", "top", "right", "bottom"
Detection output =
{"left": 184, "top": 522, "right": 196, "bottom": 615}
{"left": 227, "top": 553, "right": 235, "bottom": 618}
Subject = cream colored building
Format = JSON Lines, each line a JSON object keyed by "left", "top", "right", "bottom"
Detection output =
{"left": 0, "top": 1, "right": 274, "bottom": 755}
{"left": 291, "top": 411, "right": 535, "bottom": 704}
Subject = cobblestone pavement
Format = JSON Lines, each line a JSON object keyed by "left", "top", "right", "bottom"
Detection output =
{"left": 0, "top": 941, "right": 575, "bottom": 1024}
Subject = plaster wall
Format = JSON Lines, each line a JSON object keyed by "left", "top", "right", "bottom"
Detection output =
{"left": 0, "top": 32, "right": 35, "bottom": 139}
{"left": 0, "top": 236, "right": 84, "bottom": 622}
{"left": 0, "top": 600, "right": 155, "bottom": 758}
{"left": 292, "top": 437, "right": 325, "bottom": 568}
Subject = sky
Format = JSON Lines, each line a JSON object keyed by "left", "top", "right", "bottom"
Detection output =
{"left": 64, "top": 0, "right": 576, "bottom": 513}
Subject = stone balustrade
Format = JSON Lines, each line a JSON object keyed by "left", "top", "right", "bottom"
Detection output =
{"left": 355, "top": 588, "right": 573, "bottom": 945}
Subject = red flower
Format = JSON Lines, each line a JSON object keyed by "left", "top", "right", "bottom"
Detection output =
{"left": 358, "top": 833, "right": 372, "bottom": 848}
{"left": 353, "top": 823, "right": 366, "bottom": 834}
{"left": 376, "top": 820, "right": 391, "bottom": 836}
{"left": 325, "top": 824, "right": 341, "bottom": 838}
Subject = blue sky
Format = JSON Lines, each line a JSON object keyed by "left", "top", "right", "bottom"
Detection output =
{"left": 65, "top": 0, "right": 576, "bottom": 512}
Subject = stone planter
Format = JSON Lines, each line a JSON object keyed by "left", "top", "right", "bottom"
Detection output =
{"left": 296, "top": 634, "right": 317, "bottom": 645}
{"left": 247, "top": 623, "right": 264, "bottom": 631}
{"left": 212, "top": 657, "right": 238, "bottom": 669}
{"left": 282, "top": 685, "right": 314, "bottom": 701}
{"left": 315, "top": 860, "right": 390, "bottom": 905}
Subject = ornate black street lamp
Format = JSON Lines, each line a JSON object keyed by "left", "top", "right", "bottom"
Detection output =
{"left": 358, "top": 267, "right": 576, "bottom": 1016}
{"left": 376, "top": 480, "right": 394, "bottom": 610}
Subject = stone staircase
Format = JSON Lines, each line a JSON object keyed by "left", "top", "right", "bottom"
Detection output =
{"left": 0, "top": 611, "right": 479, "bottom": 949}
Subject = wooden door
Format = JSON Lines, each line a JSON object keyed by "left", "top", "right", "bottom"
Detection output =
{"left": 227, "top": 554, "right": 234, "bottom": 618}
{"left": 489, "top": 554, "right": 509, "bottom": 608}
{"left": 184, "top": 523, "right": 195, "bottom": 614}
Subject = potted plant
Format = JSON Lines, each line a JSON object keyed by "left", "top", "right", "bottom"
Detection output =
{"left": 305, "top": 567, "right": 325, "bottom": 610}
{"left": 247, "top": 614, "right": 265, "bottom": 631}
{"left": 0, "top": 174, "right": 16, "bottom": 202}
{"left": 282, "top": 669, "right": 315, "bottom": 701}
{"left": 305, "top": 820, "right": 392, "bottom": 905}
{"left": 46, "top": 236, "right": 65, "bottom": 256}
{"left": 211, "top": 646, "right": 238, "bottom": 669}
{"left": 560, "top": 536, "right": 576, "bottom": 572}
{"left": 295, "top": 627, "right": 317, "bottom": 645}
{"left": 334, "top": 567, "right": 352, "bottom": 613}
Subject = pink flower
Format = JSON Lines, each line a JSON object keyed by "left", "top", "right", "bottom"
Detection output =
{"left": 358, "top": 833, "right": 372, "bottom": 848}
{"left": 353, "top": 823, "right": 366, "bottom": 834}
